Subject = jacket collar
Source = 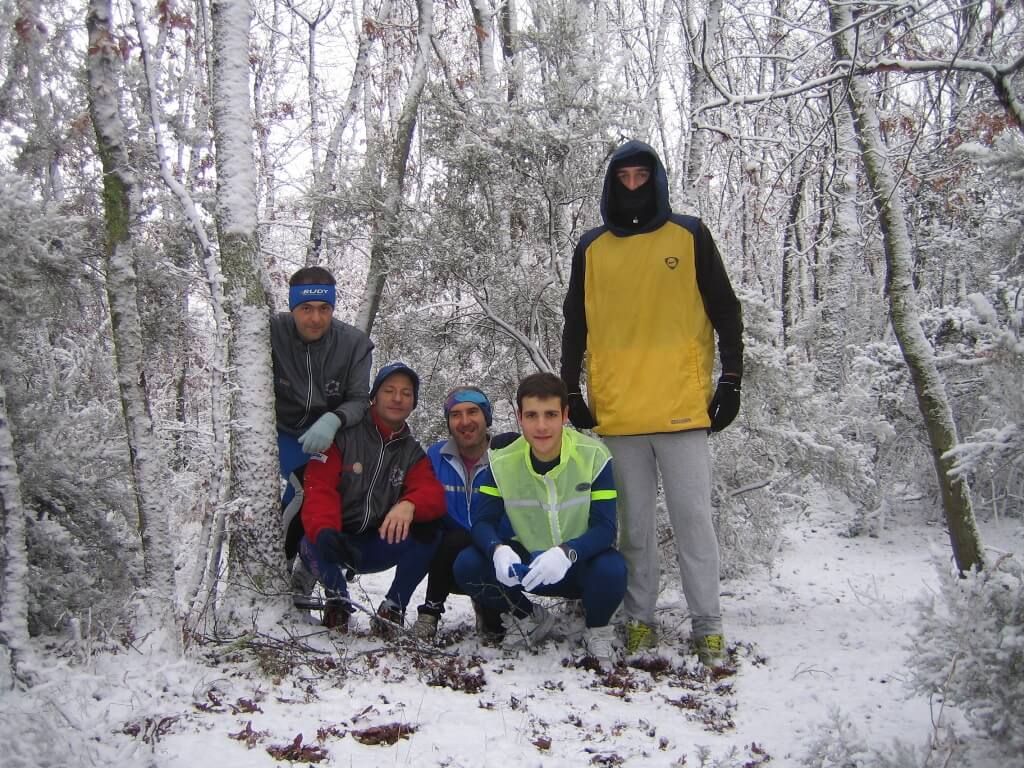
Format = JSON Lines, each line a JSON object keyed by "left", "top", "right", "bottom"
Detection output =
{"left": 370, "top": 409, "right": 409, "bottom": 443}
{"left": 440, "top": 436, "right": 492, "bottom": 465}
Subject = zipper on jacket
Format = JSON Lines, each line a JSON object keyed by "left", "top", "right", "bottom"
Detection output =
{"left": 296, "top": 346, "right": 313, "bottom": 429}
{"left": 543, "top": 474, "right": 560, "bottom": 544}
{"left": 445, "top": 451, "right": 482, "bottom": 527}
{"left": 360, "top": 430, "right": 406, "bottom": 534}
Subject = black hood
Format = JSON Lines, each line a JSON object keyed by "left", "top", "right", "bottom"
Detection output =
{"left": 599, "top": 140, "right": 672, "bottom": 236}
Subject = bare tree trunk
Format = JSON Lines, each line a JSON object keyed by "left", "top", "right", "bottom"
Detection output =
{"left": 0, "top": 379, "right": 32, "bottom": 688}
{"left": 86, "top": 0, "right": 179, "bottom": 650}
{"left": 781, "top": 154, "right": 807, "bottom": 348}
{"left": 354, "top": 0, "right": 433, "bottom": 334}
{"left": 471, "top": 0, "right": 498, "bottom": 92}
{"left": 498, "top": 0, "right": 518, "bottom": 102}
{"left": 829, "top": 0, "right": 984, "bottom": 572}
{"left": 305, "top": 0, "right": 390, "bottom": 266}
{"left": 680, "top": 0, "right": 723, "bottom": 211}
{"left": 128, "top": 0, "right": 234, "bottom": 626}
{"left": 210, "top": 0, "right": 285, "bottom": 613}
{"left": 0, "top": 0, "right": 62, "bottom": 201}
{"left": 814, "top": 100, "right": 860, "bottom": 391}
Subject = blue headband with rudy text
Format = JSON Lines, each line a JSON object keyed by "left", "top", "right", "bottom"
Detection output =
{"left": 289, "top": 284, "right": 336, "bottom": 310}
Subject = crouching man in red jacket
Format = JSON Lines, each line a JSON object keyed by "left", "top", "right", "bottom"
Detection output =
{"left": 300, "top": 362, "right": 445, "bottom": 634}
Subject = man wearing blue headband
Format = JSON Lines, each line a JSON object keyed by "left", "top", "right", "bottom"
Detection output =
{"left": 407, "top": 386, "right": 517, "bottom": 640}
{"left": 270, "top": 266, "right": 374, "bottom": 604}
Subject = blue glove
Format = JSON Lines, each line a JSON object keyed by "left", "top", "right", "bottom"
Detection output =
{"left": 492, "top": 545, "right": 523, "bottom": 587}
{"left": 316, "top": 529, "right": 360, "bottom": 572}
{"left": 521, "top": 546, "right": 572, "bottom": 591}
{"left": 299, "top": 412, "right": 342, "bottom": 453}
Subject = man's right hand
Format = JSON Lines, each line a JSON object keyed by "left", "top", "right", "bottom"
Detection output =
{"left": 567, "top": 392, "right": 597, "bottom": 430}
{"left": 316, "top": 529, "right": 359, "bottom": 570}
{"left": 492, "top": 545, "right": 523, "bottom": 587}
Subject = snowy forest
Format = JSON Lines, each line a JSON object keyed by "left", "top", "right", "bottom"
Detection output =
{"left": 1, "top": 0, "right": 1023, "bottom": 765}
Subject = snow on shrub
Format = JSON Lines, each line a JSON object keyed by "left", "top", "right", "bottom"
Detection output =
{"left": 908, "top": 554, "right": 1024, "bottom": 766}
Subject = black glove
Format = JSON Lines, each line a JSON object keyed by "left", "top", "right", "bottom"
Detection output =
{"left": 316, "top": 529, "right": 360, "bottom": 574}
{"left": 708, "top": 374, "right": 741, "bottom": 433}
{"left": 567, "top": 392, "right": 597, "bottom": 430}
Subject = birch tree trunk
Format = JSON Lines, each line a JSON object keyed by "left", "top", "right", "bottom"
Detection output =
{"left": 781, "top": 153, "right": 807, "bottom": 348}
{"left": 128, "top": 0, "right": 234, "bottom": 627}
{"left": 210, "top": 0, "right": 285, "bottom": 611}
{"left": 681, "top": 0, "right": 723, "bottom": 211}
{"left": 0, "top": 379, "right": 32, "bottom": 688}
{"left": 814, "top": 100, "right": 860, "bottom": 391}
{"left": 86, "top": 0, "right": 179, "bottom": 650}
{"left": 829, "top": 0, "right": 984, "bottom": 572}
{"left": 354, "top": 0, "right": 433, "bottom": 334}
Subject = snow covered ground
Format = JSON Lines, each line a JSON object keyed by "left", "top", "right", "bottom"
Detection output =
{"left": 2, "top": 507, "right": 1020, "bottom": 767}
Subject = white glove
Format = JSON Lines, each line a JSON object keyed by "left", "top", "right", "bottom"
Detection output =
{"left": 492, "top": 545, "right": 522, "bottom": 587}
{"left": 521, "top": 546, "right": 572, "bottom": 591}
{"left": 298, "top": 412, "right": 342, "bottom": 454}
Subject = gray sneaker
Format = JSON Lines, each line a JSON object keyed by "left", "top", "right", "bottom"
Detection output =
{"left": 289, "top": 561, "right": 316, "bottom": 608}
{"left": 501, "top": 603, "right": 555, "bottom": 648}
{"left": 409, "top": 612, "right": 439, "bottom": 640}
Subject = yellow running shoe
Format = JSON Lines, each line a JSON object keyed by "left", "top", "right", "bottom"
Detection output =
{"left": 624, "top": 619, "right": 658, "bottom": 654}
{"left": 692, "top": 633, "right": 727, "bottom": 668}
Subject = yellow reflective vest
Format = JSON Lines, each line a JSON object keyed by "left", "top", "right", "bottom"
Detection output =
{"left": 482, "top": 430, "right": 614, "bottom": 553}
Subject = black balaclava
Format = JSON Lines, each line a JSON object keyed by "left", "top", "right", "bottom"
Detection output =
{"left": 609, "top": 154, "right": 657, "bottom": 230}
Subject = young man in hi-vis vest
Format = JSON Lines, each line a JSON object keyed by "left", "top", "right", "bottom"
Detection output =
{"left": 453, "top": 372, "right": 627, "bottom": 668}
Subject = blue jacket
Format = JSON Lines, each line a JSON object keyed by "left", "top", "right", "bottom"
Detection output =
{"left": 427, "top": 432, "right": 518, "bottom": 528}
{"left": 427, "top": 438, "right": 492, "bottom": 531}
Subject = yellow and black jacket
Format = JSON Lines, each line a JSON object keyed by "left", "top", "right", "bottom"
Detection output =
{"left": 561, "top": 140, "right": 743, "bottom": 436}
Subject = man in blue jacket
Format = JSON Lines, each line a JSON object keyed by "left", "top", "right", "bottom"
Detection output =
{"left": 408, "top": 387, "right": 516, "bottom": 639}
{"left": 453, "top": 373, "right": 626, "bottom": 667}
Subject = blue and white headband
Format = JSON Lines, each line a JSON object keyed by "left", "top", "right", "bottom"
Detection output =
{"left": 444, "top": 387, "right": 493, "bottom": 427}
{"left": 289, "top": 284, "right": 336, "bottom": 310}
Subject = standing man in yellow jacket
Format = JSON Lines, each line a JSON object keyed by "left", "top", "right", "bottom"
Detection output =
{"left": 560, "top": 139, "right": 743, "bottom": 667}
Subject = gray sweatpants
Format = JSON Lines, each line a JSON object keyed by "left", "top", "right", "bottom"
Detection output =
{"left": 604, "top": 430, "right": 722, "bottom": 637}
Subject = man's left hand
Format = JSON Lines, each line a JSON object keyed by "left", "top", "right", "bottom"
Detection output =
{"left": 379, "top": 500, "right": 415, "bottom": 544}
{"left": 708, "top": 374, "right": 741, "bottom": 432}
{"left": 521, "top": 546, "right": 572, "bottom": 591}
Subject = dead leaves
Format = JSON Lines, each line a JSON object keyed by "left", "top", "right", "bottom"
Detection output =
{"left": 228, "top": 721, "right": 267, "bottom": 749}
{"left": 119, "top": 715, "right": 179, "bottom": 744}
{"left": 266, "top": 733, "right": 329, "bottom": 763}
{"left": 193, "top": 689, "right": 263, "bottom": 715}
{"left": 417, "top": 654, "right": 486, "bottom": 693}
{"left": 350, "top": 722, "right": 419, "bottom": 745}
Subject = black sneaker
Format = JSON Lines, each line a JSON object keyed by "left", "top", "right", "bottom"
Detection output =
{"left": 372, "top": 599, "right": 405, "bottom": 639}
{"left": 475, "top": 602, "right": 506, "bottom": 645}
{"left": 323, "top": 598, "right": 350, "bottom": 633}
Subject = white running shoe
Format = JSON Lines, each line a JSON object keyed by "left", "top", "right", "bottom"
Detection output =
{"left": 583, "top": 624, "right": 618, "bottom": 667}
{"left": 502, "top": 602, "right": 555, "bottom": 648}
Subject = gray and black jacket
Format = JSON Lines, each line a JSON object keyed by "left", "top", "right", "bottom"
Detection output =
{"left": 270, "top": 313, "right": 374, "bottom": 435}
